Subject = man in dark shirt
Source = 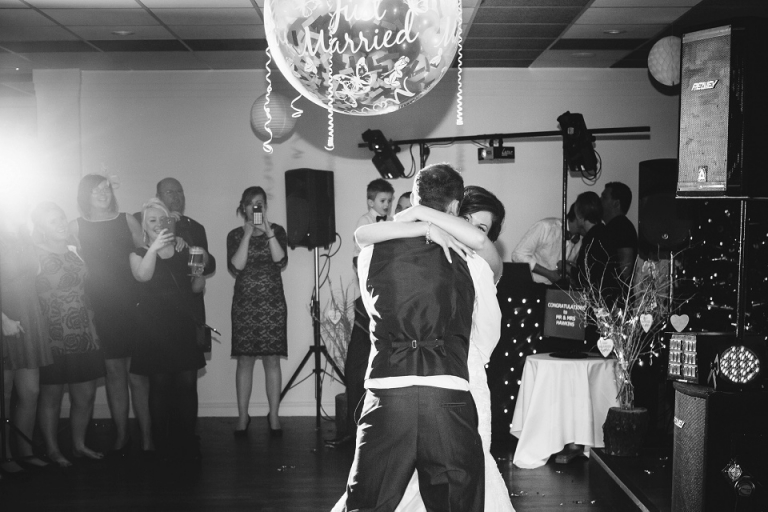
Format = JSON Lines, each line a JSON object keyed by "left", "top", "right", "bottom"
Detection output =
{"left": 157, "top": 177, "right": 216, "bottom": 351}
{"left": 601, "top": 181, "right": 638, "bottom": 290}
{"left": 573, "top": 191, "right": 609, "bottom": 293}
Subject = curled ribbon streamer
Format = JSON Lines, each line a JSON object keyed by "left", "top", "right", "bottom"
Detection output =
{"left": 262, "top": 47, "right": 275, "bottom": 154}
{"left": 455, "top": 0, "right": 464, "bottom": 126}
{"left": 290, "top": 95, "right": 303, "bottom": 118}
{"left": 325, "top": 53, "right": 335, "bottom": 151}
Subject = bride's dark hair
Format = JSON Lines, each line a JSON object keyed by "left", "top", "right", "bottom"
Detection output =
{"left": 459, "top": 186, "right": 505, "bottom": 242}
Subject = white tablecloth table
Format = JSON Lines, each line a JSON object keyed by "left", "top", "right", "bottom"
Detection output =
{"left": 509, "top": 353, "right": 619, "bottom": 469}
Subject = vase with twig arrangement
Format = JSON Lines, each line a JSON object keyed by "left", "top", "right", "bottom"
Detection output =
{"left": 572, "top": 257, "right": 677, "bottom": 410}
{"left": 319, "top": 279, "right": 356, "bottom": 376}
{"left": 571, "top": 255, "right": 681, "bottom": 456}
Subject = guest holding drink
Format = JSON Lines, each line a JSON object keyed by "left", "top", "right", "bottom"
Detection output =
{"left": 155, "top": 177, "right": 216, "bottom": 352}
{"left": 130, "top": 199, "right": 207, "bottom": 461}
{"left": 32, "top": 202, "right": 105, "bottom": 468}
{"left": 227, "top": 187, "right": 288, "bottom": 436}
{"left": 70, "top": 174, "right": 151, "bottom": 457}
{"left": 1, "top": 203, "right": 52, "bottom": 476}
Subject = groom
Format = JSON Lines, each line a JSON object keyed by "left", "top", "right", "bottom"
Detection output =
{"left": 345, "top": 163, "right": 485, "bottom": 512}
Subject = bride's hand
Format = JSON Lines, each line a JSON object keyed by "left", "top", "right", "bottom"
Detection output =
{"left": 429, "top": 225, "right": 472, "bottom": 263}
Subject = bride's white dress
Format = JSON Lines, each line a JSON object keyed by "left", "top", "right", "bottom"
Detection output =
{"left": 332, "top": 256, "right": 515, "bottom": 512}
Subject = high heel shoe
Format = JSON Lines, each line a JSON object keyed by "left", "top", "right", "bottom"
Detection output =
{"left": 105, "top": 439, "right": 132, "bottom": 461}
{"left": 234, "top": 416, "right": 251, "bottom": 437}
{"left": 267, "top": 416, "right": 283, "bottom": 438}
{"left": 0, "top": 459, "right": 28, "bottom": 479}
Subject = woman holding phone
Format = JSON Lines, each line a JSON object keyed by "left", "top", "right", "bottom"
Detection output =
{"left": 227, "top": 187, "right": 288, "bottom": 436}
{"left": 129, "top": 198, "right": 207, "bottom": 461}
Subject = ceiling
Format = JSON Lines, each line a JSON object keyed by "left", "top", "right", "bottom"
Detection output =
{"left": 1, "top": 0, "right": 767, "bottom": 97}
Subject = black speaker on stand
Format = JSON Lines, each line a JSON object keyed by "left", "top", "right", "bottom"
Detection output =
{"left": 670, "top": 19, "right": 768, "bottom": 512}
{"left": 282, "top": 169, "right": 344, "bottom": 427}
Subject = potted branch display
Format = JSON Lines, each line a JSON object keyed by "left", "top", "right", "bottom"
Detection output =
{"left": 320, "top": 280, "right": 355, "bottom": 436}
{"left": 573, "top": 259, "right": 679, "bottom": 456}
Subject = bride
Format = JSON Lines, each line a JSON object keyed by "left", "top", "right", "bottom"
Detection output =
{"left": 333, "top": 185, "right": 515, "bottom": 512}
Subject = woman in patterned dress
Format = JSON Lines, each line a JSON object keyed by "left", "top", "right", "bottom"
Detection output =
{"left": 227, "top": 187, "right": 288, "bottom": 435}
{"left": 1, "top": 203, "right": 52, "bottom": 476}
{"left": 32, "top": 202, "right": 105, "bottom": 468}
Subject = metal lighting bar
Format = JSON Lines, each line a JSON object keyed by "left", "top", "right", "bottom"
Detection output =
{"left": 359, "top": 125, "right": 651, "bottom": 279}
{"left": 358, "top": 126, "right": 650, "bottom": 170}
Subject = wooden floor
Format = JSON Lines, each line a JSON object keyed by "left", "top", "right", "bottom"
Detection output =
{"left": 1, "top": 417, "right": 639, "bottom": 511}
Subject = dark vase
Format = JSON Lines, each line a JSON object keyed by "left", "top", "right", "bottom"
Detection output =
{"left": 603, "top": 406, "right": 650, "bottom": 456}
{"left": 335, "top": 392, "right": 348, "bottom": 437}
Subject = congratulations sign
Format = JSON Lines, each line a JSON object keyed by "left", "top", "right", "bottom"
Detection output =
{"left": 543, "top": 288, "right": 587, "bottom": 340}
{"left": 264, "top": 0, "right": 461, "bottom": 115}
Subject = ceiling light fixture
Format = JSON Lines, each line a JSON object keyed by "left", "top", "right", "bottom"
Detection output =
{"left": 604, "top": 29, "right": 625, "bottom": 35}
{"left": 112, "top": 30, "right": 134, "bottom": 36}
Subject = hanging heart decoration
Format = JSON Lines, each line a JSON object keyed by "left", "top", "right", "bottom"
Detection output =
{"left": 670, "top": 314, "right": 689, "bottom": 332}
{"left": 326, "top": 308, "right": 342, "bottom": 324}
{"left": 640, "top": 314, "right": 653, "bottom": 333}
{"left": 597, "top": 337, "right": 615, "bottom": 358}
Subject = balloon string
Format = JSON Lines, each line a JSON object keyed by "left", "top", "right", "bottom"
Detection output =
{"left": 262, "top": 47, "right": 274, "bottom": 154}
{"left": 324, "top": 56, "right": 335, "bottom": 151}
{"left": 290, "top": 95, "right": 303, "bottom": 118}
{"left": 456, "top": 0, "right": 464, "bottom": 126}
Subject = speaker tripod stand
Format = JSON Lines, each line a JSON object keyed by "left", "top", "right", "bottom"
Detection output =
{"left": 280, "top": 247, "right": 345, "bottom": 428}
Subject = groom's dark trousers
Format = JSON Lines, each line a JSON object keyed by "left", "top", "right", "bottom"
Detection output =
{"left": 345, "top": 237, "right": 485, "bottom": 512}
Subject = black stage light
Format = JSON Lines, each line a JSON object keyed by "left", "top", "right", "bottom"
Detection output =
{"left": 362, "top": 129, "right": 405, "bottom": 179}
{"left": 557, "top": 111, "right": 598, "bottom": 175}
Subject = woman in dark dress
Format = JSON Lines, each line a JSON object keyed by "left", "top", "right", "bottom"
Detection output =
{"left": 70, "top": 174, "right": 151, "bottom": 455}
{"left": 227, "top": 187, "right": 288, "bottom": 435}
{"left": 130, "top": 199, "right": 207, "bottom": 460}
{"left": 32, "top": 202, "right": 105, "bottom": 467}
{"left": 1, "top": 205, "right": 52, "bottom": 475}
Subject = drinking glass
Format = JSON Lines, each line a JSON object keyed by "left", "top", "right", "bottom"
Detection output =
{"left": 188, "top": 246, "right": 205, "bottom": 277}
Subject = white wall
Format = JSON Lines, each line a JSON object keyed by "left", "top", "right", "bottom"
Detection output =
{"left": 1, "top": 67, "right": 680, "bottom": 417}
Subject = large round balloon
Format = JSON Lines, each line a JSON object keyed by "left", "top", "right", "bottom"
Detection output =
{"left": 264, "top": 0, "right": 461, "bottom": 116}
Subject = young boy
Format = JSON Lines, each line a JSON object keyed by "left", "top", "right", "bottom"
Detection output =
{"left": 352, "top": 178, "right": 394, "bottom": 266}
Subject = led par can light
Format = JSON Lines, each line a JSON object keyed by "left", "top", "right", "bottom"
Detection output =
{"left": 667, "top": 332, "right": 766, "bottom": 391}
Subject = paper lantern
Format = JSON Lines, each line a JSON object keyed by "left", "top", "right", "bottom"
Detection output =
{"left": 250, "top": 92, "right": 297, "bottom": 141}
{"left": 648, "top": 36, "right": 681, "bottom": 86}
{"left": 264, "top": 0, "right": 461, "bottom": 116}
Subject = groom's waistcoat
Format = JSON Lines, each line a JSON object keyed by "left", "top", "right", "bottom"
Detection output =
{"left": 365, "top": 237, "right": 475, "bottom": 381}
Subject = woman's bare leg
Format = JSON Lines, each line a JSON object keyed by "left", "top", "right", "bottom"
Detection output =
{"left": 235, "top": 356, "right": 256, "bottom": 430}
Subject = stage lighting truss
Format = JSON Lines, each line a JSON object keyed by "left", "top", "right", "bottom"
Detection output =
{"left": 717, "top": 345, "right": 761, "bottom": 384}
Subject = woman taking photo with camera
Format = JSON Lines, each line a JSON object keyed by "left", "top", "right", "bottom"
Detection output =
{"left": 227, "top": 187, "right": 288, "bottom": 437}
